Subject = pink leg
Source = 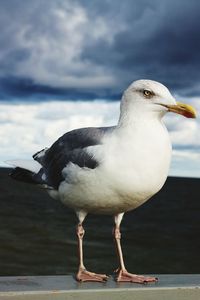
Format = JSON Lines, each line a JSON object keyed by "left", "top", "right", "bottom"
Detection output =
{"left": 76, "top": 222, "right": 108, "bottom": 282}
{"left": 113, "top": 213, "right": 158, "bottom": 284}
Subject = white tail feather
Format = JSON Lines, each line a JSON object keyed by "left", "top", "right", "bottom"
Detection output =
{"left": 5, "top": 159, "right": 42, "bottom": 173}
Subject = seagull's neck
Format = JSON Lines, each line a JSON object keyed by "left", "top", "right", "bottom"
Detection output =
{"left": 117, "top": 104, "right": 164, "bottom": 131}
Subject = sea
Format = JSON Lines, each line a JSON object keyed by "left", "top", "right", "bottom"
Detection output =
{"left": 0, "top": 168, "right": 199, "bottom": 276}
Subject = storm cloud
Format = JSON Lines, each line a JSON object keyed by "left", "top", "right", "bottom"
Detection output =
{"left": 0, "top": 0, "right": 200, "bottom": 99}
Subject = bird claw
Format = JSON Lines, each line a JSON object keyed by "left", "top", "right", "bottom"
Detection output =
{"left": 76, "top": 268, "right": 109, "bottom": 282}
{"left": 115, "top": 269, "right": 158, "bottom": 284}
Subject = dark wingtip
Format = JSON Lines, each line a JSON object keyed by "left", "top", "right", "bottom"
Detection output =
{"left": 10, "top": 167, "right": 36, "bottom": 184}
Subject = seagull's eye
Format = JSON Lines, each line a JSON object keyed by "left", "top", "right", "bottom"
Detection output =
{"left": 143, "top": 90, "right": 153, "bottom": 98}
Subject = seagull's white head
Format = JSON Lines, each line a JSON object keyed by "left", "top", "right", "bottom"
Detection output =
{"left": 120, "top": 79, "right": 196, "bottom": 120}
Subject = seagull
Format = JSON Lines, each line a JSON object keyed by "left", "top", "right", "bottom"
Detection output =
{"left": 7, "top": 80, "right": 196, "bottom": 283}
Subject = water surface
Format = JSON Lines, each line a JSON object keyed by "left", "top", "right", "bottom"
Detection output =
{"left": 0, "top": 168, "right": 199, "bottom": 276}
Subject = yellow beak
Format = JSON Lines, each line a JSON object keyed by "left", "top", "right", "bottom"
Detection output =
{"left": 163, "top": 102, "right": 197, "bottom": 118}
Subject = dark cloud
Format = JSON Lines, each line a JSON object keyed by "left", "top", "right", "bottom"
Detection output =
{"left": 0, "top": 76, "right": 120, "bottom": 101}
{"left": 0, "top": 0, "right": 200, "bottom": 99}
{"left": 81, "top": 0, "right": 200, "bottom": 94}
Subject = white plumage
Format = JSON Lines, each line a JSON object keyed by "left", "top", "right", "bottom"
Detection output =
{"left": 51, "top": 80, "right": 176, "bottom": 215}
{"left": 59, "top": 116, "right": 171, "bottom": 215}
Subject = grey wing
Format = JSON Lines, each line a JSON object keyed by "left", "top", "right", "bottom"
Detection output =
{"left": 33, "top": 126, "right": 115, "bottom": 189}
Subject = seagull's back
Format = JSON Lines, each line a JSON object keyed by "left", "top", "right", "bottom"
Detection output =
{"left": 33, "top": 126, "right": 115, "bottom": 189}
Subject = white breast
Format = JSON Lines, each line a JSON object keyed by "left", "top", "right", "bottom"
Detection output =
{"left": 101, "top": 120, "right": 171, "bottom": 204}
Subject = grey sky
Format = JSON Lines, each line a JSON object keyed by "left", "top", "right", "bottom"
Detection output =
{"left": 0, "top": 0, "right": 200, "bottom": 99}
